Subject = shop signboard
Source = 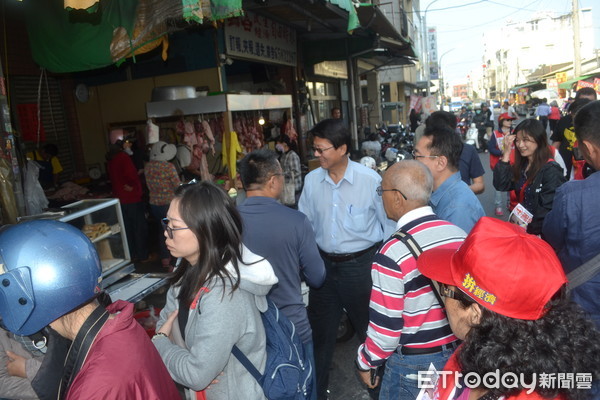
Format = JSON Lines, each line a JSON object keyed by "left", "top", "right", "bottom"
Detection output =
{"left": 594, "top": 78, "right": 600, "bottom": 94}
{"left": 421, "top": 95, "right": 438, "bottom": 115}
{"left": 409, "top": 94, "right": 422, "bottom": 112}
{"left": 225, "top": 11, "right": 297, "bottom": 67}
{"left": 313, "top": 61, "right": 348, "bottom": 79}
{"left": 546, "top": 79, "right": 558, "bottom": 91}
{"left": 555, "top": 72, "right": 567, "bottom": 84}
{"left": 428, "top": 27, "right": 439, "bottom": 80}
{"left": 576, "top": 80, "right": 594, "bottom": 91}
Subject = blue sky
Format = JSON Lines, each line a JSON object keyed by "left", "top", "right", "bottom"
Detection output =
{"left": 423, "top": 0, "right": 600, "bottom": 85}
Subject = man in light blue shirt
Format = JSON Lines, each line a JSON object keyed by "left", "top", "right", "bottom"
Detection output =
{"left": 413, "top": 127, "right": 485, "bottom": 233}
{"left": 299, "top": 118, "right": 393, "bottom": 400}
{"left": 535, "top": 98, "right": 551, "bottom": 132}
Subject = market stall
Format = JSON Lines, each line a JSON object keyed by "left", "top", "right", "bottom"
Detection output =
{"left": 146, "top": 91, "right": 294, "bottom": 181}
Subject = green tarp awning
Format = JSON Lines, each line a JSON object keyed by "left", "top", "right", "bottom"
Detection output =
{"left": 26, "top": 0, "right": 138, "bottom": 73}
{"left": 326, "top": 0, "right": 360, "bottom": 32}
{"left": 510, "top": 81, "right": 542, "bottom": 91}
{"left": 558, "top": 74, "right": 595, "bottom": 90}
{"left": 25, "top": 0, "right": 244, "bottom": 73}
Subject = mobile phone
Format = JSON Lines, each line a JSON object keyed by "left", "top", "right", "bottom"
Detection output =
{"left": 370, "top": 368, "right": 378, "bottom": 386}
{"left": 573, "top": 146, "right": 585, "bottom": 161}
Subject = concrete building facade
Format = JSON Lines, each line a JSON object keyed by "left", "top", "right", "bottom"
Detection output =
{"left": 478, "top": 8, "right": 594, "bottom": 99}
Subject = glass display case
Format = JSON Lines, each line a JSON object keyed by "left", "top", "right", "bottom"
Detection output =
{"left": 59, "top": 198, "right": 134, "bottom": 287}
{"left": 19, "top": 198, "right": 169, "bottom": 303}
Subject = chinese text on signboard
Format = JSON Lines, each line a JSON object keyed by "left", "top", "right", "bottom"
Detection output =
{"left": 225, "top": 12, "right": 297, "bottom": 67}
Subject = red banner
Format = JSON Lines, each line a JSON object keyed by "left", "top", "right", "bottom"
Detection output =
{"left": 17, "top": 103, "right": 45, "bottom": 142}
{"left": 409, "top": 95, "right": 422, "bottom": 113}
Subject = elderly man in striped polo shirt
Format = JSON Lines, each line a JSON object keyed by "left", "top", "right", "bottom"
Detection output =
{"left": 356, "top": 160, "right": 466, "bottom": 400}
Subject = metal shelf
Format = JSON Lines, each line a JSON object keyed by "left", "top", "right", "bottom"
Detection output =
{"left": 146, "top": 93, "right": 293, "bottom": 118}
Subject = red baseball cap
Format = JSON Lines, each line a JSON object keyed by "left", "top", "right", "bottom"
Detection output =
{"left": 499, "top": 112, "right": 516, "bottom": 121}
{"left": 417, "top": 217, "right": 567, "bottom": 320}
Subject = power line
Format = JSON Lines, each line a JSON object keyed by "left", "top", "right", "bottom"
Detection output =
{"left": 484, "top": 0, "right": 544, "bottom": 11}
{"left": 405, "top": 0, "right": 488, "bottom": 14}
{"left": 433, "top": 0, "right": 544, "bottom": 33}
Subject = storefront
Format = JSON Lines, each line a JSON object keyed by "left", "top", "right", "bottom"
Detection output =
{"left": 0, "top": 4, "right": 302, "bottom": 303}
{"left": 307, "top": 61, "right": 348, "bottom": 123}
{"left": 0, "top": 0, "right": 416, "bottom": 305}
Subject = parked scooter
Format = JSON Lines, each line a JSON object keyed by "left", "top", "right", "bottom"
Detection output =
{"left": 379, "top": 123, "right": 414, "bottom": 171}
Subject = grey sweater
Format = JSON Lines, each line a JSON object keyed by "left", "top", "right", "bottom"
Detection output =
{"left": 154, "top": 247, "right": 278, "bottom": 400}
{"left": 0, "top": 328, "right": 43, "bottom": 399}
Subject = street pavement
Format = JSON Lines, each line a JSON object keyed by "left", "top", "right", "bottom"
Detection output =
{"left": 476, "top": 150, "right": 508, "bottom": 219}
{"left": 325, "top": 151, "right": 503, "bottom": 400}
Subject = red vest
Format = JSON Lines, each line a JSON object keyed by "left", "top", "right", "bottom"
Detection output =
{"left": 490, "top": 130, "right": 503, "bottom": 170}
{"left": 571, "top": 141, "right": 586, "bottom": 180}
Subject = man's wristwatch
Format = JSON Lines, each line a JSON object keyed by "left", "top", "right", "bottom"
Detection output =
{"left": 152, "top": 332, "right": 168, "bottom": 341}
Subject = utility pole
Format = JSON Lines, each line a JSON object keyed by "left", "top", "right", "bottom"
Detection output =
{"left": 438, "top": 48, "right": 455, "bottom": 110}
{"left": 572, "top": 0, "right": 581, "bottom": 77}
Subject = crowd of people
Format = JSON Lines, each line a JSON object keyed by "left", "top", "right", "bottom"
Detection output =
{"left": 0, "top": 94, "right": 599, "bottom": 400}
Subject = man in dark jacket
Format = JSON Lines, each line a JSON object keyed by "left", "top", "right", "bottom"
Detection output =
{"left": 551, "top": 88, "right": 596, "bottom": 177}
{"left": 543, "top": 100, "right": 600, "bottom": 329}
{"left": 472, "top": 103, "right": 493, "bottom": 152}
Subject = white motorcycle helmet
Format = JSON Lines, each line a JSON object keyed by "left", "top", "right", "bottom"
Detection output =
{"left": 385, "top": 147, "right": 398, "bottom": 162}
{"left": 360, "top": 156, "right": 377, "bottom": 170}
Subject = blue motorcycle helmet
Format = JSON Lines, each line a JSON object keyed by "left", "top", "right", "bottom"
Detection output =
{"left": 0, "top": 220, "right": 102, "bottom": 335}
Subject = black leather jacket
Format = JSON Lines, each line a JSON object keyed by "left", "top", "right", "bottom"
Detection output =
{"left": 493, "top": 160, "right": 566, "bottom": 234}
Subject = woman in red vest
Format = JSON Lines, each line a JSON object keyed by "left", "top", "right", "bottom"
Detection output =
{"left": 493, "top": 119, "right": 566, "bottom": 234}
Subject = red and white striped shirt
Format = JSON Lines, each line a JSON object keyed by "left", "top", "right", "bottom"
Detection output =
{"left": 357, "top": 207, "right": 466, "bottom": 369}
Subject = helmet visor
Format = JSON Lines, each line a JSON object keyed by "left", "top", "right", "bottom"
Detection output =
{"left": 0, "top": 264, "right": 35, "bottom": 335}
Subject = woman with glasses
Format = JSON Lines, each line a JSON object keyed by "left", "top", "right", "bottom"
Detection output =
{"left": 493, "top": 119, "right": 565, "bottom": 235}
{"left": 152, "top": 180, "right": 278, "bottom": 400}
{"left": 416, "top": 217, "right": 600, "bottom": 400}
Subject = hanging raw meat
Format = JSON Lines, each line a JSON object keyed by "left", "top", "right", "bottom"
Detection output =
{"left": 183, "top": 120, "right": 198, "bottom": 146}
{"left": 210, "top": 116, "right": 224, "bottom": 143}
{"left": 201, "top": 120, "right": 216, "bottom": 155}
{"left": 282, "top": 118, "right": 298, "bottom": 142}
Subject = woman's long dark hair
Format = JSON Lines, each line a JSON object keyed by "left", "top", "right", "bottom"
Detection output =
{"left": 169, "top": 181, "right": 243, "bottom": 307}
{"left": 456, "top": 292, "right": 600, "bottom": 400}
{"left": 511, "top": 118, "right": 551, "bottom": 184}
